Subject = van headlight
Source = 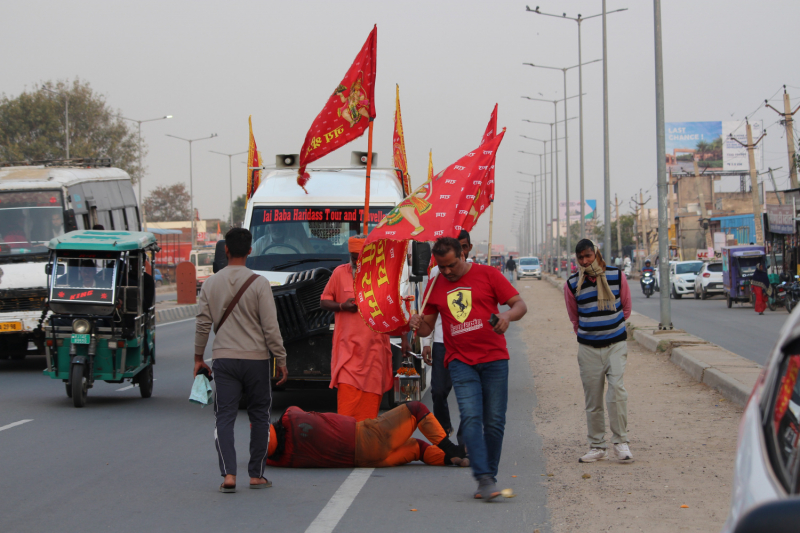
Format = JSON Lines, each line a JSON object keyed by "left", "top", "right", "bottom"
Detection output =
{"left": 72, "top": 319, "right": 91, "bottom": 334}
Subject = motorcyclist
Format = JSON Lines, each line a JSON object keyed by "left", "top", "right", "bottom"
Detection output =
{"left": 641, "top": 259, "right": 656, "bottom": 292}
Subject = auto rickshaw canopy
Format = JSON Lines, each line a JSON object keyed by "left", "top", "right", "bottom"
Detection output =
{"left": 48, "top": 230, "right": 158, "bottom": 252}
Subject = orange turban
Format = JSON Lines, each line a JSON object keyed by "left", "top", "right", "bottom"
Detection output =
{"left": 348, "top": 236, "right": 366, "bottom": 254}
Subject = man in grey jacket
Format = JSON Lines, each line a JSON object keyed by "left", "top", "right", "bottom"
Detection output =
{"left": 194, "top": 228, "right": 288, "bottom": 493}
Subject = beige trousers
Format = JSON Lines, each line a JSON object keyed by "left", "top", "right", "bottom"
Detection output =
{"left": 577, "top": 341, "right": 629, "bottom": 448}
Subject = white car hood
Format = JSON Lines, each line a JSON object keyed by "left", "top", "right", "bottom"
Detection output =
{"left": 0, "top": 262, "right": 48, "bottom": 290}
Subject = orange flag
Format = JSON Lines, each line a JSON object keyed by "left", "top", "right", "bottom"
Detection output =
{"left": 246, "top": 116, "right": 262, "bottom": 205}
{"left": 393, "top": 84, "right": 411, "bottom": 196}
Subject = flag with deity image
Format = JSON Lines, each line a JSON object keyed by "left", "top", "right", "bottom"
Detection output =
{"left": 353, "top": 130, "right": 506, "bottom": 334}
{"left": 296, "top": 26, "right": 378, "bottom": 193}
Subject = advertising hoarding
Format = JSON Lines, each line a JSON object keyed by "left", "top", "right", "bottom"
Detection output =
{"left": 559, "top": 200, "right": 596, "bottom": 222}
{"left": 766, "top": 204, "right": 795, "bottom": 235}
{"left": 665, "top": 121, "right": 763, "bottom": 172}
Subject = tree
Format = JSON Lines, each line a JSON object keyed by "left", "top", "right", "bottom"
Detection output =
{"left": 0, "top": 78, "right": 143, "bottom": 183}
{"left": 143, "top": 183, "right": 191, "bottom": 222}
{"left": 230, "top": 194, "right": 246, "bottom": 228}
{"left": 592, "top": 214, "right": 636, "bottom": 258}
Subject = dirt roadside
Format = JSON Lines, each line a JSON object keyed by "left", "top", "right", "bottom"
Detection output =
{"left": 516, "top": 279, "right": 741, "bottom": 532}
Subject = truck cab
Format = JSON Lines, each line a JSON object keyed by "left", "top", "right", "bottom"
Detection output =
{"left": 239, "top": 157, "right": 411, "bottom": 389}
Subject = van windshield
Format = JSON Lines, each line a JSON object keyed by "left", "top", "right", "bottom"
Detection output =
{"left": 0, "top": 190, "right": 64, "bottom": 257}
{"left": 247, "top": 206, "right": 390, "bottom": 272}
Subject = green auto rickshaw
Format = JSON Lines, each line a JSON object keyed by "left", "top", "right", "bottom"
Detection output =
{"left": 42, "top": 230, "right": 158, "bottom": 407}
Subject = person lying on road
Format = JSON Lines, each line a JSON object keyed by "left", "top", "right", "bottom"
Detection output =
{"left": 266, "top": 401, "right": 468, "bottom": 468}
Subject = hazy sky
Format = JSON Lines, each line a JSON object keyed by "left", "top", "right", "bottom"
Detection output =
{"left": 3, "top": 0, "right": 799, "bottom": 250}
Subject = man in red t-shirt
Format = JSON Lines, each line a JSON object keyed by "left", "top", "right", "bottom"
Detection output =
{"left": 410, "top": 237, "right": 527, "bottom": 501}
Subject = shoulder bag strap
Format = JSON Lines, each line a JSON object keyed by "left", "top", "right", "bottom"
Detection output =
{"left": 214, "top": 274, "right": 260, "bottom": 334}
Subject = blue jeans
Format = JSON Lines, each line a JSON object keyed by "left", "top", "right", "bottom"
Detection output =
{"left": 431, "top": 342, "right": 454, "bottom": 433}
{"left": 449, "top": 358, "right": 509, "bottom": 481}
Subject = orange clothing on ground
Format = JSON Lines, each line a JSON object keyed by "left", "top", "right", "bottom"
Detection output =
{"left": 321, "top": 263, "right": 393, "bottom": 398}
{"left": 754, "top": 286, "right": 767, "bottom": 313}
{"left": 337, "top": 383, "right": 382, "bottom": 422}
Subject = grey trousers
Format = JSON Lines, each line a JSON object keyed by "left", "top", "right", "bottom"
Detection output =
{"left": 577, "top": 341, "right": 629, "bottom": 448}
{"left": 212, "top": 358, "right": 273, "bottom": 478}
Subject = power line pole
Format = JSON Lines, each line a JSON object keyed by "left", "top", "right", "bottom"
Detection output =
{"left": 615, "top": 194, "right": 622, "bottom": 259}
{"left": 654, "top": 0, "right": 671, "bottom": 329}
{"left": 765, "top": 86, "right": 800, "bottom": 189}
{"left": 602, "top": 0, "right": 613, "bottom": 256}
{"left": 694, "top": 161, "right": 712, "bottom": 250}
{"left": 631, "top": 192, "right": 650, "bottom": 271}
{"left": 729, "top": 120, "right": 767, "bottom": 245}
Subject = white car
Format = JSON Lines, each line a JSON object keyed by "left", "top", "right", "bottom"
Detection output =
{"left": 693, "top": 262, "right": 723, "bottom": 300}
{"left": 669, "top": 260, "right": 704, "bottom": 299}
{"left": 517, "top": 257, "right": 542, "bottom": 280}
{"left": 721, "top": 310, "right": 800, "bottom": 532}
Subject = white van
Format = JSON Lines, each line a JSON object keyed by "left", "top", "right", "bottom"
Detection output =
{"left": 238, "top": 154, "right": 416, "bottom": 390}
{"left": 189, "top": 247, "right": 215, "bottom": 293}
{"left": 0, "top": 160, "right": 140, "bottom": 359}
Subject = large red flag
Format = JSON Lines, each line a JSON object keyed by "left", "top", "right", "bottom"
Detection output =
{"left": 393, "top": 84, "right": 411, "bottom": 196}
{"left": 246, "top": 115, "right": 262, "bottom": 206}
{"left": 297, "top": 26, "right": 377, "bottom": 193}
{"left": 354, "top": 131, "right": 505, "bottom": 333}
{"left": 463, "top": 104, "right": 497, "bottom": 232}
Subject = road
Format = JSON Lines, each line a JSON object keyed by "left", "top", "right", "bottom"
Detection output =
{"left": 0, "top": 317, "right": 549, "bottom": 533}
{"left": 629, "top": 283, "right": 788, "bottom": 366}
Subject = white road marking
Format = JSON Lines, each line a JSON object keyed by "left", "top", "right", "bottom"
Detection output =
{"left": 304, "top": 468, "right": 375, "bottom": 533}
{"left": 0, "top": 419, "right": 33, "bottom": 432}
{"left": 156, "top": 317, "right": 196, "bottom": 327}
{"left": 116, "top": 385, "right": 133, "bottom": 391}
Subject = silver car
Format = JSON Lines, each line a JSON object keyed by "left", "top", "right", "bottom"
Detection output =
{"left": 722, "top": 310, "right": 800, "bottom": 532}
{"left": 517, "top": 257, "right": 541, "bottom": 280}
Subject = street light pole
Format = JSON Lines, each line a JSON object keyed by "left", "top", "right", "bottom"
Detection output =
{"left": 119, "top": 115, "right": 173, "bottom": 229}
{"left": 166, "top": 133, "right": 218, "bottom": 248}
{"left": 209, "top": 150, "right": 248, "bottom": 228}
{"left": 42, "top": 87, "right": 69, "bottom": 159}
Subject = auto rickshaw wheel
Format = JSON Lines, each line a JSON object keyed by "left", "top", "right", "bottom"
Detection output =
{"left": 65, "top": 383, "right": 72, "bottom": 398}
{"left": 139, "top": 365, "right": 153, "bottom": 398}
{"left": 70, "top": 365, "right": 87, "bottom": 408}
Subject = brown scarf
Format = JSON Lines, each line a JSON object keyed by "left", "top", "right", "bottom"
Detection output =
{"left": 575, "top": 248, "right": 616, "bottom": 312}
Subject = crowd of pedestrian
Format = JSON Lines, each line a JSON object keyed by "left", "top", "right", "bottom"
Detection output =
{"left": 192, "top": 227, "right": 634, "bottom": 500}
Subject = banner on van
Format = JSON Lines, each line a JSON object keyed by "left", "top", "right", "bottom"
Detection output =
{"left": 354, "top": 130, "right": 505, "bottom": 334}
{"left": 297, "top": 25, "right": 378, "bottom": 193}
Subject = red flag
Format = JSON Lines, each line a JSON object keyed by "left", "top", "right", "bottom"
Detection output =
{"left": 463, "top": 105, "right": 497, "bottom": 232}
{"left": 354, "top": 131, "right": 505, "bottom": 333}
{"left": 246, "top": 116, "right": 262, "bottom": 205}
{"left": 393, "top": 84, "right": 411, "bottom": 196}
{"left": 297, "top": 26, "right": 378, "bottom": 193}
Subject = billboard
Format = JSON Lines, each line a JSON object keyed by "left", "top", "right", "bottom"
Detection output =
{"left": 559, "top": 200, "right": 595, "bottom": 222}
{"left": 665, "top": 121, "right": 763, "bottom": 173}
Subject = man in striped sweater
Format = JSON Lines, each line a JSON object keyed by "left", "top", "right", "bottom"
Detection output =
{"left": 564, "top": 239, "right": 633, "bottom": 463}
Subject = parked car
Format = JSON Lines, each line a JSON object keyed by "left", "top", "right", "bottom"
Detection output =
{"left": 693, "top": 262, "right": 723, "bottom": 300}
{"left": 669, "top": 260, "right": 703, "bottom": 299}
{"left": 153, "top": 268, "right": 163, "bottom": 287}
{"left": 517, "top": 257, "right": 542, "bottom": 280}
{"left": 721, "top": 310, "right": 800, "bottom": 532}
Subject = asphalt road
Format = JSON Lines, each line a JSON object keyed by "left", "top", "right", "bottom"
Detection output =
{"left": 0, "top": 316, "right": 549, "bottom": 532}
{"left": 629, "top": 283, "right": 788, "bottom": 366}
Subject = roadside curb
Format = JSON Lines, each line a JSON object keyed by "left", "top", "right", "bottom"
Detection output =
{"left": 155, "top": 304, "right": 199, "bottom": 325}
{"left": 541, "top": 273, "right": 758, "bottom": 407}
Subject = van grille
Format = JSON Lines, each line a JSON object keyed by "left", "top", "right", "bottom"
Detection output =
{"left": 0, "top": 288, "right": 48, "bottom": 313}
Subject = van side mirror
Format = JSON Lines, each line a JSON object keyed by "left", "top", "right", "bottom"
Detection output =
{"left": 410, "top": 242, "right": 431, "bottom": 281}
{"left": 213, "top": 240, "right": 228, "bottom": 274}
{"left": 63, "top": 209, "right": 78, "bottom": 233}
{"left": 45, "top": 264, "right": 65, "bottom": 276}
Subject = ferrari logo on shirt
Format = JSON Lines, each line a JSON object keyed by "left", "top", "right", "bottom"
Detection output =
{"left": 447, "top": 287, "right": 472, "bottom": 323}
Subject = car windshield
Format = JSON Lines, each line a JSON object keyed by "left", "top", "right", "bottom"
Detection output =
{"left": 50, "top": 255, "right": 118, "bottom": 304}
{"left": 0, "top": 190, "right": 65, "bottom": 256}
{"left": 676, "top": 262, "right": 703, "bottom": 274}
{"left": 707, "top": 263, "right": 722, "bottom": 273}
{"left": 246, "top": 206, "right": 390, "bottom": 272}
{"left": 192, "top": 253, "right": 214, "bottom": 267}
{"left": 520, "top": 258, "right": 538, "bottom": 266}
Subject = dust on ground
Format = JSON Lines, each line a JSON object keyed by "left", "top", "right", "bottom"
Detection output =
{"left": 516, "top": 278, "right": 741, "bottom": 532}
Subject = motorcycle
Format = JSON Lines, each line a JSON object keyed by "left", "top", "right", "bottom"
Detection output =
{"left": 785, "top": 278, "right": 800, "bottom": 314}
{"left": 768, "top": 281, "right": 787, "bottom": 312}
{"left": 641, "top": 271, "right": 655, "bottom": 298}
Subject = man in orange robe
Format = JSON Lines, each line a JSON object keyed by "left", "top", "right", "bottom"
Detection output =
{"left": 320, "top": 235, "right": 396, "bottom": 421}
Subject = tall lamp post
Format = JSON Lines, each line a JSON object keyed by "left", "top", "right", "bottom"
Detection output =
{"left": 524, "top": 60, "right": 601, "bottom": 255}
{"left": 42, "top": 87, "right": 70, "bottom": 159}
{"left": 209, "top": 150, "right": 248, "bottom": 228}
{"left": 166, "top": 133, "right": 218, "bottom": 247}
{"left": 520, "top": 135, "right": 565, "bottom": 260}
{"left": 526, "top": 5, "right": 628, "bottom": 246}
{"left": 119, "top": 115, "right": 173, "bottom": 229}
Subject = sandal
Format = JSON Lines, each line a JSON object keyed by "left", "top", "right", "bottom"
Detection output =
{"left": 250, "top": 477, "right": 272, "bottom": 489}
{"left": 219, "top": 483, "right": 236, "bottom": 493}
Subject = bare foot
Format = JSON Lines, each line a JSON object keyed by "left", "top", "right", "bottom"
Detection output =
{"left": 250, "top": 477, "right": 272, "bottom": 488}
{"left": 223, "top": 474, "right": 236, "bottom": 488}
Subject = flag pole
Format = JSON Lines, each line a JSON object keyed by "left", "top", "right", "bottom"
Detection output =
{"left": 487, "top": 201, "right": 494, "bottom": 266}
{"left": 363, "top": 119, "right": 375, "bottom": 235}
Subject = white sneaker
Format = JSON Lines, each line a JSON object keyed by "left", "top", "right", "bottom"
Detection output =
{"left": 613, "top": 443, "right": 634, "bottom": 461}
{"left": 579, "top": 448, "right": 608, "bottom": 463}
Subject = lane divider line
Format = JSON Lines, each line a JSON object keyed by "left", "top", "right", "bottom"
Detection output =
{"left": 304, "top": 468, "right": 375, "bottom": 533}
{"left": 116, "top": 385, "right": 133, "bottom": 391}
{"left": 156, "top": 317, "right": 196, "bottom": 328}
{"left": 0, "top": 419, "right": 33, "bottom": 432}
